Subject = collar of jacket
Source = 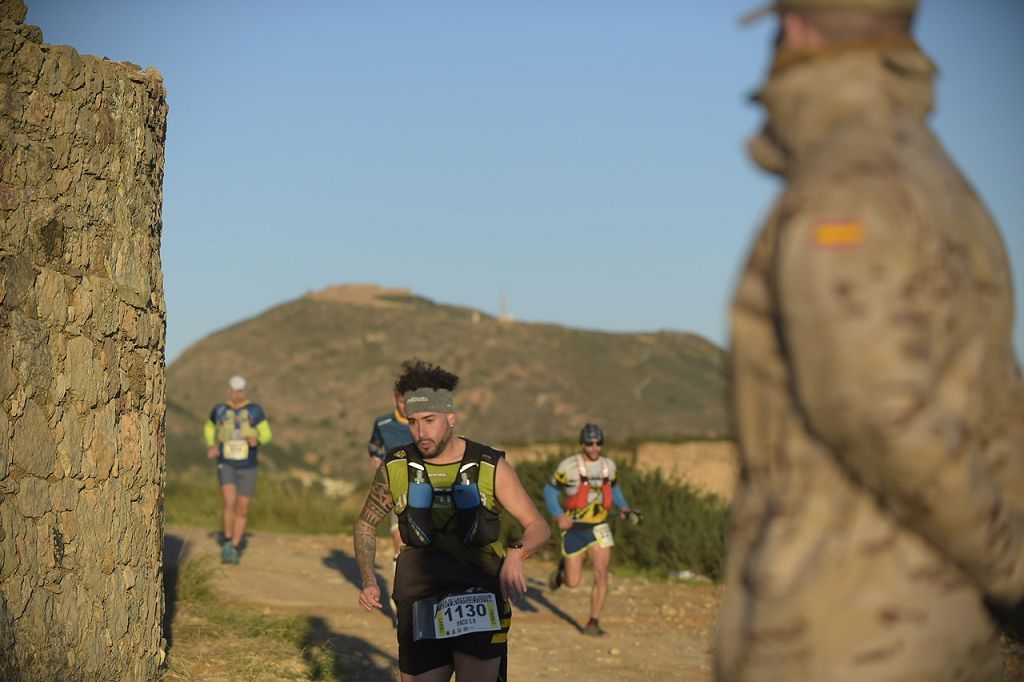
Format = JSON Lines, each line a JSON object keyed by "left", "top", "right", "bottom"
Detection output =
{"left": 746, "top": 36, "right": 936, "bottom": 177}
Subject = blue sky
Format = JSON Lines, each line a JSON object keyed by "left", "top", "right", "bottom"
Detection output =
{"left": 25, "top": 1, "right": 1024, "bottom": 362}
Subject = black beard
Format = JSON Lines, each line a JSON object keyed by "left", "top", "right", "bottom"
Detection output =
{"left": 419, "top": 425, "right": 454, "bottom": 460}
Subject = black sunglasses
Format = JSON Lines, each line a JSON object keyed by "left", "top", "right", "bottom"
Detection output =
{"left": 583, "top": 440, "right": 603, "bottom": 447}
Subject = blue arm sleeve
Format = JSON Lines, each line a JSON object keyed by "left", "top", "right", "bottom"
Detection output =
{"left": 612, "top": 484, "right": 629, "bottom": 510}
{"left": 544, "top": 483, "right": 565, "bottom": 518}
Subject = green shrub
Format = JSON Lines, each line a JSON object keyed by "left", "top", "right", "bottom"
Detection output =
{"left": 504, "top": 453, "right": 728, "bottom": 581}
{"left": 614, "top": 465, "right": 728, "bottom": 580}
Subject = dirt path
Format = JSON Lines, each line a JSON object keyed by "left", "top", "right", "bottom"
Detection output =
{"left": 165, "top": 525, "right": 719, "bottom": 681}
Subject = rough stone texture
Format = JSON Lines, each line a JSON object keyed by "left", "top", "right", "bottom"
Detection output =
{"left": 0, "top": 0, "right": 168, "bottom": 678}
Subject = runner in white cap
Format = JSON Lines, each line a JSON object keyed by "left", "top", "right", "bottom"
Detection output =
{"left": 204, "top": 375, "right": 272, "bottom": 564}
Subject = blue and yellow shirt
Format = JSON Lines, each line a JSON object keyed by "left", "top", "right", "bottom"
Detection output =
{"left": 204, "top": 402, "right": 271, "bottom": 469}
{"left": 368, "top": 410, "right": 412, "bottom": 460}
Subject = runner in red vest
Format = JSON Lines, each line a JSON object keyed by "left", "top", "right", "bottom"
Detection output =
{"left": 544, "top": 423, "right": 633, "bottom": 637}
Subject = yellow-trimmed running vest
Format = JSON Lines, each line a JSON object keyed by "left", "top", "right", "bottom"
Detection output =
{"left": 386, "top": 440, "right": 503, "bottom": 549}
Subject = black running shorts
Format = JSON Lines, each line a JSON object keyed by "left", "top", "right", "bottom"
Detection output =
{"left": 396, "top": 596, "right": 510, "bottom": 675}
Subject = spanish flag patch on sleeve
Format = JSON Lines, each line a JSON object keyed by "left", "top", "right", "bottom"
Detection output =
{"left": 812, "top": 220, "right": 865, "bottom": 249}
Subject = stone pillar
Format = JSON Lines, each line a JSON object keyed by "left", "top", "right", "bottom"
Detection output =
{"left": 0, "top": 0, "right": 168, "bottom": 678}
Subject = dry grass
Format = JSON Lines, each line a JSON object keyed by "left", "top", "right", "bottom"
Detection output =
{"left": 161, "top": 556, "right": 329, "bottom": 681}
{"left": 159, "top": 547, "right": 402, "bottom": 681}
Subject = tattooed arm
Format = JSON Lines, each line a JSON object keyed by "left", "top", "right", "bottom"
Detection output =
{"left": 355, "top": 463, "right": 395, "bottom": 611}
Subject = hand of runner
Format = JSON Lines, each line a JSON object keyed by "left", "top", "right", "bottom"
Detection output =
{"left": 358, "top": 583, "right": 382, "bottom": 611}
{"left": 622, "top": 508, "right": 643, "bottom": 525}
{"left": 246, "top": 436, "right": 259, "bottom": 447}
{"left": 555, "top": 515, "right": 573, "bottom": 531}
{"left": 206, "top": 446, "right": 219, "bottom": 459}
{"left": 499, "top": 550, "right": 528, "bottom": 601}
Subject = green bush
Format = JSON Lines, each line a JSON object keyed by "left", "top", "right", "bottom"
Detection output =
{"left": 504, "top": 453, "right": 728, "bottom": 581}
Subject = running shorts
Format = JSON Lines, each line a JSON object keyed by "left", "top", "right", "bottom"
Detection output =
{"left": 217, "top": 463, "right": 257, "bottom": 497}
{"left": 560, "top": 522, "right": 613, "bottom": 557}
{"left": 396, "top": 596, "right": 510, "bottom": 675}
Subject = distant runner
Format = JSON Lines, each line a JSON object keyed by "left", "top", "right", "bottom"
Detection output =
{"left": 204, "top": 375, "right": 272, "bottom": 564}
{"left": 368, "top": 389, "right": 413, "bottom": 563}
{"left": 545, "top": 423, "right": 634, "bottom": 638}
{"left": 355, "top": 359, "right": 550, "bottom": 681}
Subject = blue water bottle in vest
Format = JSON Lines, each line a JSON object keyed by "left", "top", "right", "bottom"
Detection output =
{"left": 453, "top": 468, "right": 482, "bottom": 546}
{"left": 453, "top": 469, "right": 480, "bottom": 510}
{"left": 453, "top": 461, "right": 500, "bottom": 547}
{"left": 404, "top": 462, "right": 434, "bottom": 546}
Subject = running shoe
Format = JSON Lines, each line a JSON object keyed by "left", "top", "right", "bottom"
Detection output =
{"left": 582, "top": 622, "right": 609, "bottom": 638}
{"left": 220, "top": 540, "right": 234, "bottom": 563}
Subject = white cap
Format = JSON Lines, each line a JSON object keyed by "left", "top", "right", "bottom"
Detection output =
{"left": 228, "top": 375, "right": 246, "bottom": 391}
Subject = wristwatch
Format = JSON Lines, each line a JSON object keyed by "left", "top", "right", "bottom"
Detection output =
{"left": 506, "top": 542, "right": 524, "bottom": 552}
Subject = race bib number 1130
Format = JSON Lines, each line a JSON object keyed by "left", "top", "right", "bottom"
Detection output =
{"left": 412, "top": 592, "right": 500, "bottom": 641}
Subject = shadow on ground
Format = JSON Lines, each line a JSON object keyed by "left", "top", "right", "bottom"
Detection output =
{"left": 161, "top": 533, "right": 189, "bottom": 650}
{"left": 161, "top": 531, "right": 233, "bottom": 650}
{"left": 161, "top": 532, "right": 398, "bottom": 680}
{"left": 323, "top": 549, "right": 397, "bottom": 625}
{"left": 321, "top": 549, "right": 580, "bottom": 634}
{"left": 303, "top": 616, "right": 398, "bottom": 680}
{"left": 512, "top": 577, "right": 582, "bottom": 633}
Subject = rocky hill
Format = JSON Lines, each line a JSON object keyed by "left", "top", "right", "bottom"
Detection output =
{"left": 166, "top": 285, "right": 729, "bottom": 479}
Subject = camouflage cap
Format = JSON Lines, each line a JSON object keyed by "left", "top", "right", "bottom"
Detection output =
{"left": 741, "top": 0, "right": 918, "bottom": 25}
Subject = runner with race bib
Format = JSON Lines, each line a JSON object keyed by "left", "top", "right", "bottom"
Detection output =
{"left": 204, "top": 375, "right": 272, "bottom": 565}
{"left": 354, "top": 360, "right": 550, "bottom": 682}
{"left": 544, "top": 423, "right": 637, "bottom": 638}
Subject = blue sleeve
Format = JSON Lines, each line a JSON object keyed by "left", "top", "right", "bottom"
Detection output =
{"left": 612, "top": 484, "right": 629, "bottom": 510}
{"left": 368, "top": 422, "right": 385, "bottom": 458}
{"left": 544, "top": 483, "right": 565, "bottom": 518}
{"left": 248, "top": 403, "right": 267, "bottom": 424}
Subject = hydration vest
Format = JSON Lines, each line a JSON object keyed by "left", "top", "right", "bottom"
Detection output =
{"left": 564, "top": 455, "right": 613, "bottom": 511}
{"left": 385, "top": 440, "right": 503, "bottom": 549}
{"left": 213, "top": 404, "right": 258, "bottom": 443}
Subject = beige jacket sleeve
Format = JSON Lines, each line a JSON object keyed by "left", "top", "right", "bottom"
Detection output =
{"left": 773, "top": 177, "right": 1024, "bottom": 605}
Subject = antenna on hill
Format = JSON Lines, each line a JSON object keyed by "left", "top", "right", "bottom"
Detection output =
{"left": 498, "top": 291, "right": 515, "bottom": 323}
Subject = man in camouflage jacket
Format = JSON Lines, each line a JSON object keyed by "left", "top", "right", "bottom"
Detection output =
{"left": 717, "top": 1, "right": 1024, "bottom": 679}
